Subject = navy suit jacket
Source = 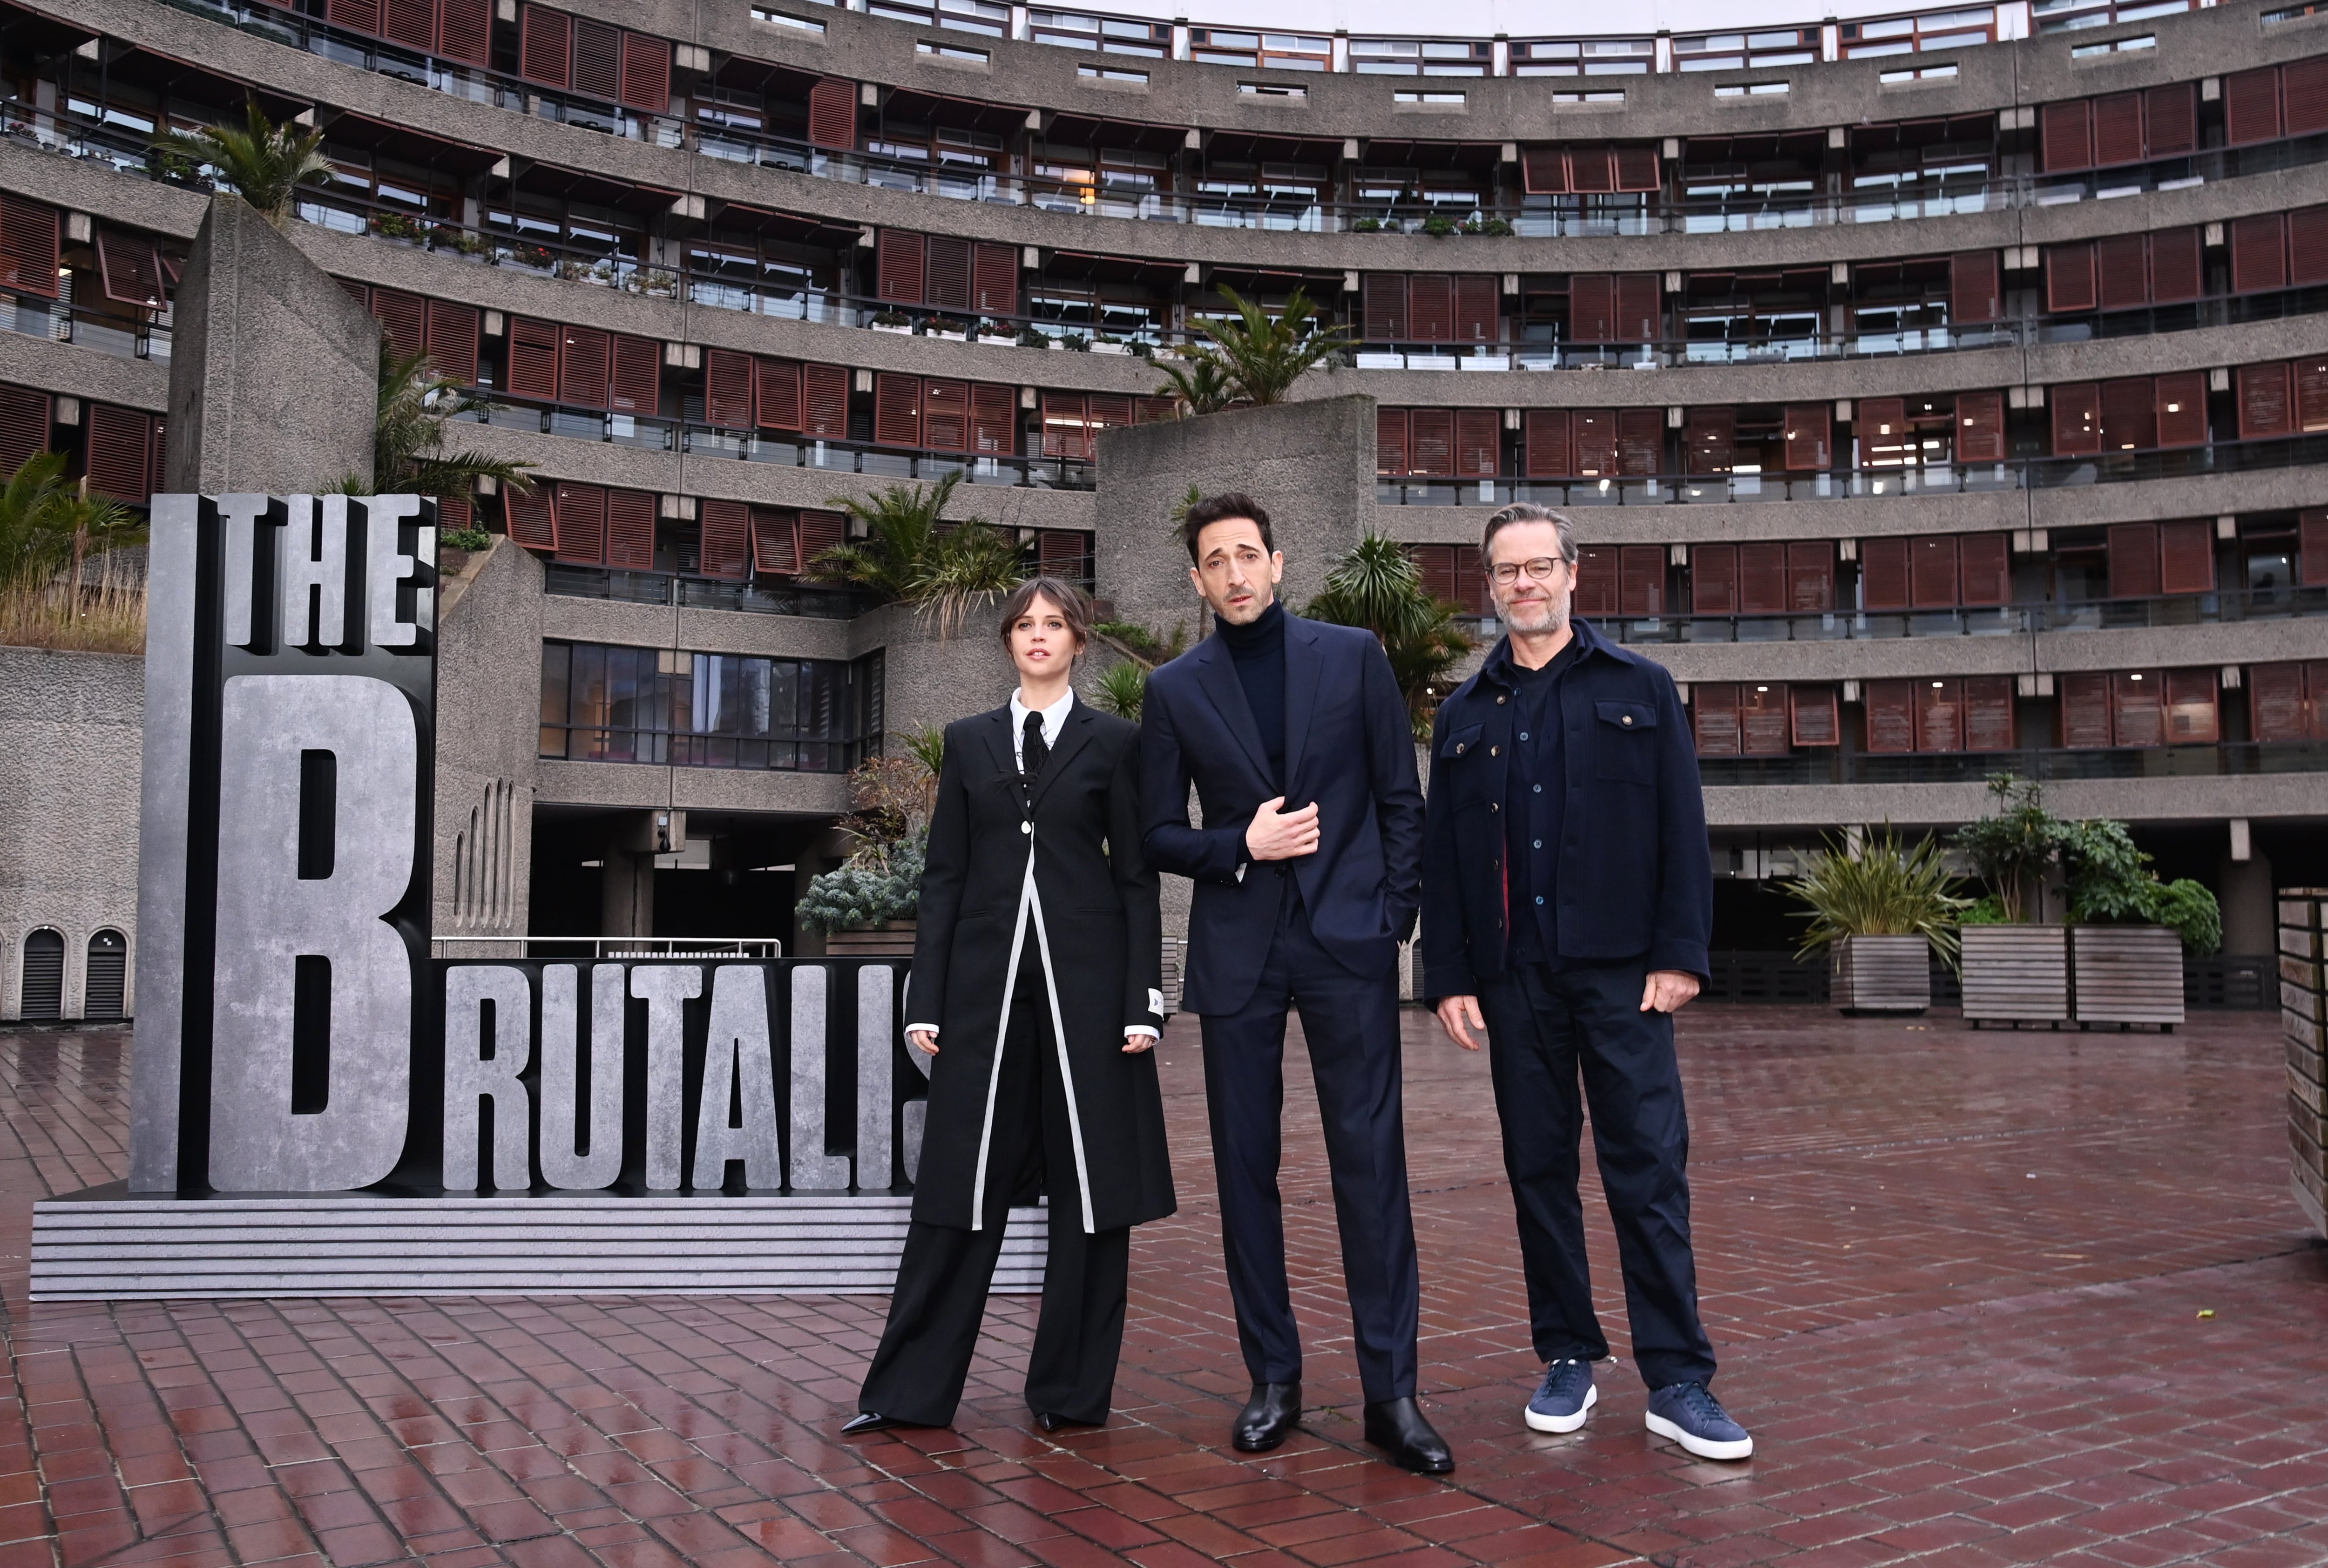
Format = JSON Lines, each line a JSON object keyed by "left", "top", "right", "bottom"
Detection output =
{"left": 1141, "top": 612, "right": 1425, "bottom": 1016}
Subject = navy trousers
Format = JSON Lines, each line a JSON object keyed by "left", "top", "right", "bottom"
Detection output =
{"left": 1473, "top": 959, "right": 1717, "bottom": 1392}
{"left": 1198, "top": 879, "right": 1420, "bottom": 1403}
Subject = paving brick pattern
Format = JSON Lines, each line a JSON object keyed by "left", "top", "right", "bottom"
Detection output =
{"left": 0, "top": 1007, "right": 2321, "bottom": 1568}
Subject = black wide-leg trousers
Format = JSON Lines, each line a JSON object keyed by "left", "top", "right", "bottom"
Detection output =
{"left": 1198, "top": 884, "right": 1421, "bottom": 1404}
{"left": 858, "top": 984, "right": 1130, "bottom": 1427}
{"left": 1473, "top": 958, "right": 1717, "bottom": 1392}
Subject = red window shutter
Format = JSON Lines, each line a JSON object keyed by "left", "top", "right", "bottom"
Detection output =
{"left": 2159, "top": 520, "right": 2214, "bottom": 595}
{"left": 1408, "top": 275, "right": 1453, "bottom": 342}
{"left": 559, "top": 324, "right": 610, "bottom": 408}
{"left": 2108, "top": 523, "right": 2162, "bottom": 599}
{"left": 1950, "top": 251, "right": 2000, "bottom": 325}
{"left": 2052, "top": 382, "right": 2102, "bottom": 455}
{"left": 1956, "top": 392, "right": 2005, "bottom": 464}
{"left": 1781, "top": 404, "right": 1830, "bottom": 471}
{"left": 2288, "top": 57, "right": 2328, "bottom": 136}
{"left": 1374, "top": 407, "right": 1408, "bottom": 473}
{"left": 1042, "top": 393, "right": 1089, "bottom": 460}
{"left": 149, "top": 417, "right": 165, "bottom": 502}
{"left": 2059, "top": 672, "right": 2113, "bottom": 748}
{"left": 1453, "top": 409, "right": 1499, "bottom": 477}
{"left": 437, "top": 0, "right": 492, "bottom": 64}
{"left": 2298, "top": 356, "right": 2328, "bottom": 431}
{"left": 605, "top": 489, "right": 656, "bottom": 570}
{"left": 426, "top": 299, "right": 479, "bottom": 385}
{"left": 0, "top": 384, "right": 51, "bottom": 479}
{"left": 1136, "top": 396, "right": 1176, "bottom": 425}
{"left": 2041, "top": 100, "right": 2093, "bottom": 171}
{"left": 2230, "top": 214, "right": 2288, "bottom": 294}
{"left": 436, "top": 496, "right": 471, "bottom": 533}
{"left": 2251, "top": 662, "right": 2308, "bottom": 740}
{"left": 1574, "top": 410, "right": 1618, "bottom": 476}
{"left": 751, "top": 507, "right": 799, "bottom": 575}
{"left": 368, "top": 286, "right": 426, "bottom": 360}
{"left": 1573, "top": 545, "right": 1619, "bottom": 618}
{"left": 2154, "top": 370, "right": 2206, "bottom": 449}
{"left": 2302, "top": 508, "right": 2328, "bottom": 584}
{"left": 1613, "top": 146, "right": 1660, "bottom": 192}
{"left": 1916, "top": 679, "right": 1964, "bottom": 754}
{"left": 1740, "top": 686, "right": 1789, "bottom": 756}
{"left": 754, "top": 357, "right": 800, "bottom": 431}
{"left": 83, "top": 405, "right": 151, "bottom": 503}
{"left": 807, "top": 78, "right": 857, "bottom": 149}
{"left": 95, "top": 231, "right": 163, "bottom": 311}
{"left": 1685, "top": 407, "right": 1736, "bottom": 474}
{"left": 1787, "top": 541, "right": 1834, "bottom": 612}
{"left": 1454, "top": 546, "right": 1488, "bottom": 616}
{"left": 1616, "top": 409, "right": 1662, "bottom": 476}
{"left": 1409, "top": 545, "right": 1456, "bottom": 607}
{"left": 506, "top": 317, "right": 561, "bottom": 399}
{"left": 2238, "top": 362, "right": 2294, "bottom": 438}
{"left": 972, "top": 243, "right": 1016, "bottom": 316}
{"left": 2292, "top": 208, "right": 2328, "bottom": 286}
{"left": 2046, "top": 243, "right": 2098, "bottom": 313}
{"left": 1958, "top": 533, "right": 2010, "bottom": 607}
{"left": 2112, "top": 671, "right": 2164, "bottom": 748}
{"left": 971, "top": 383, "right": 1017, "bottom": 454}
{"left": 704, "top": 348, "right": 754, "bottom": 429}
{"left": 877, "top": 230, "right": 925, "bottom": 304}
{"left": 697, "top": 500, "right": 749, "bottom": 580}
{"left": 1087, "top": 393, "right": 1133, "bottom": 435}
{"left": 925, "top": 235, "right": 972, "bottom": 312}
{"left": 2091, "top": 92, "right": 2144, "bottom": 167}
{"left": 380, "top": 0, "right": 433, "bottom": 49}
{"left": 1408, "top": 409, "right": 1455, "bottom": 475}
{"left": 1862, "top": 536, "right": 1911, "bottom": 610}
{"left": 2099, "top": 376, "right": 2156, "bottom": 453}
{"left": 922, "top": 378, "right": 969, "bottom": 452}
{"left": 1692, "top": 544, "right": 1737, "bottom": 614}
{"left": 572, "top": 19, "right": 620, "bottom": 100}
{"left": 2162, "top": 669, "right": 2219, "bottom": 744}
{"left": 797, "top": 510, "right": 846, "bottom": 573}
{"left": 1523, "top": 410, "right": 1569, "bottom": 477}
{"left": 1739, "top": 542, "right": 1787, "bottom": 615}
{"left": 2145, "top": 81, "right": 2197, "bottom": 155}
{"left": 1452, "top": 276, "right": 1497, "bottom": 343}
{"left": 803, "top": 364, "right": 849, "bottom": 439}
{"left": 619, "top": 32, "right": 670, "bottom": 112}
{"left": 1521, "top": 148, "right": 1569, "bottom": 194}
{"left": 1362, "top": 274, "right": 1407, "bottom": 340}
{"left": 2148, "top": 228, "right": 2202, "bottom": 303}
{"left": 1909, "top": 536, "right": 1959, "bottom": 608}
{"left": 552, "top": 482, "right": 607, "bottom": 565}
{"left": 1618, "top": 545, "right": 1664, "bottom": 615}
{"left": 327, "top": 0, "right": 382, "bottom": 32}
{"left": 873, "top": 373, "right": 922, "bottom": 448}
{"left": 518, "top": 4, "right": 571, "bottom": 86}
{"left": 609, "top": 334, "right": 657, "bottom": 414}
{"left": 2094, "top": 233, "right": 2148, "bottom": 311}
{"left": 0, "top": 195, "right": 59, "bottom": 298}
{"left": 1569, "top": 275, "right": 1615, "bottom": 342}
{"left": 1865, "top": 681, "right": 1916, "bottom": 754}
{"left": 1963, "top": 676, "right": 2016, "bottom": 752}
{"left": 1614, "top": 274, "right": 1660, "bottom": 343}
{"left": 1692, "top": 685, "right": 1741, "bottom": 756}
{"left": 1790, "top": 685, "right": 1839, "bottom": 747}
{"left": 1569, "top": 147, "right": 1616, "bottom": 194}
{"left": 503, "top": 487, "right": 555, "bottom": 550}
{"left": 1035, "top": 531, "right": 1087, "bottom": 580}
{"left": 2225, "top": 66, "right": 2282, "bottom": 146}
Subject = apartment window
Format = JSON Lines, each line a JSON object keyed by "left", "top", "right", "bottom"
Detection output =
{"left": 917, "top": 41, "right": 991, "bottom": 62}
{"left": 1841, "top": 7, "right": 1996, "bottom": 55}
{"left": 540, "top": 642, "right": 875, "bottom": 772}
{"left": 750, "top": 7, "right": 826, "bottom": 32}
{"left": 1693, "top": 685, "right": 1843, "bottom": 756}
{"left": 1405, "top": 544, "right": 1491, "bottom": 615}
{"left": 1080, "top": 64, "right": 1149, "bottom": 82}
{"left": 1349, "top": 38, "right": 1492, "bottom": 75}
{"left": 1511, "top": 37, "right": 1653, "bottom": 75}
{"left": 1864, "top": 677, "right": 2018, "bottom": 754}
{"left": 2249, "top": 661, "right": 2328, "bottom": 741}
{"left": 1672, "top": 28, "right": 1819, "bottom": 71}
{"left": 1030, "top": 11, "right": 1171, "bottom": 54}
{"left": 1859, "top": 534, "right": 2012, "bottom": 610}
{"left": 1690, "top": 542, "right": 1837, "bottom": 614}
{"left": 2057, "top": 669, "right": 2219, "bottom": 748}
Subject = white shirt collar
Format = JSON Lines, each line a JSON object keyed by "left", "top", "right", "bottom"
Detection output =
{"left": 1008, "top": 687, "right": 1075, "bottom": 761}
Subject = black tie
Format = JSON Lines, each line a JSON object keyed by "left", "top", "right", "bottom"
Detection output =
{"left": 1022, "top": 710, "right": 1049, "bottom": 781}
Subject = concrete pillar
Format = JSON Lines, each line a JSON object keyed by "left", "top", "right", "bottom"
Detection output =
{"left": 601, "top": 845, "right": 655, "bottom": 939}
{"left": 163, "top": 194, "right": 378, "bottom": 494}
{"left": 2219, "top": 852, "right": 2275, "bottom": 957}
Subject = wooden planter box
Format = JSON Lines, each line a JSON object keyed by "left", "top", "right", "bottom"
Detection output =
{"left": 1831, "top": 935, "right": 1931, "bottom": 1014}
{"left": 824, "top": 920, "right": 917, "bottom": 957}
{"left": 1960, "top": 925, "right": 2069, "bottom": 1028}
{"left": 2070, "top": 925, "right": 2186, "bottom": 1029}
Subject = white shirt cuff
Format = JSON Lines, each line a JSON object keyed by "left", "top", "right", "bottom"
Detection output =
{"left": 1124, "top": 1025, "right": 1160, "bottom": 1039}
{"left": 905, "top": 1023, "right": 940, "bottom": 1038}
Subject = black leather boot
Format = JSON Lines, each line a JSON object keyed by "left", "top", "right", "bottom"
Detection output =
{"left": 1363, "top": 1398, "right": 1454, "bottom": 1474}
{"left": 1231, "top": 1381, "right": 1302, "bottom": 1453}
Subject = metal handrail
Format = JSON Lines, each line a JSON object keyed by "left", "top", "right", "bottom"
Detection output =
{"left": 430, "top": 937, "right": 786, "bottom": 958}
{"left": 1697, "top": 740, "right": 2328, "bottom": 786}
{"left": 1563, "top": 585, "right": 2328, "bottom": 645}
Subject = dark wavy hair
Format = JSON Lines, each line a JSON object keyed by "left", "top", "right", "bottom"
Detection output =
{"left": 997, "top": 575, "right": 1094, "bottom": 656}
{"left": 1181, "top": 493, "right": 1274, "bottom": 562}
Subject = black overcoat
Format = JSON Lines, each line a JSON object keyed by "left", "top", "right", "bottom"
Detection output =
{"left": 906, "top": 700, "right": 1175, "bottom": 1233}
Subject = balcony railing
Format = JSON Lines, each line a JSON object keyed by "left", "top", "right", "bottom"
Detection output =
{"left": 543, "top": 563, "right": 879, "bottom": 617}
{"left": 0, "top": 285, "right": 172, "bottom": 361}
{"left": 1567, "top": 585, "right": 2328, "bottom": 645}
{"left": 1697, "top": 740, "right": 2328, "bottom": 786}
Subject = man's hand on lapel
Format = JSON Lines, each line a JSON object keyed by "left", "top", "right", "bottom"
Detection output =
{"left": 1245, "top": 797, "right": 1320, "bottom": 861}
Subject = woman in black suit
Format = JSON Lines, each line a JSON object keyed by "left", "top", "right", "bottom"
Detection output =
{"left": 846, "top": 576, "right": 1173, "bottom": 1435}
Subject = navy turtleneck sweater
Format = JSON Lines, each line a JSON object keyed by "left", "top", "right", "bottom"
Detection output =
{"left": 1217, "top": 598, "right": 1287, "bottom": 791}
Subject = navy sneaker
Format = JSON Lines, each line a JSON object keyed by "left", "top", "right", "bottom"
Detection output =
{"left": 1523, "top": 1358, "right": 1596, "bottom": 1433}
{"left": 1645, "top": 1381, "right": 1753, "bottom": 1460}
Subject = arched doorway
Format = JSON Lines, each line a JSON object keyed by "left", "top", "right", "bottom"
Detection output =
{"left": 84, "top": 931, "right": 127, "bottom": 1020}
{"left": 19, "top": 930, "right": 64, "bottom": 1021}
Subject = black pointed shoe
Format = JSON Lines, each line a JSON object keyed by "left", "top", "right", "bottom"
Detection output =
{"left": 1035, "top": 1412, "right": 1103, "bottom": 1434}
{"left": 1231, "top": 1381, "right": 1302, "bottom": 1453}
{"left": 1363, "top": 1398, "right": 1454, "bottom": 1474}
{"left": 841, "top": 1412, "right": 903, "bottom": 1435}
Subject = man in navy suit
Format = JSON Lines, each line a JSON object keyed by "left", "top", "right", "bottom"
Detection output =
{"left": 1140, "top": 494, "right": 1447, "bottom": 1474}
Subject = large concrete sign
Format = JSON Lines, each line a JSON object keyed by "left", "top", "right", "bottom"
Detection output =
{"left": 34, "top": 495, "right": 1032, "bottom": 1300}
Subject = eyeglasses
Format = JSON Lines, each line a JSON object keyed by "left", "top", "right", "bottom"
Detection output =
{"left": 1489, "top": 557, "right": 1570, "bottom": 585}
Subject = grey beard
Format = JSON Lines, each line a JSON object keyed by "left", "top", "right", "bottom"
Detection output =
{"left": 1502, "top": 596, "right": 1569, "bottom": 636}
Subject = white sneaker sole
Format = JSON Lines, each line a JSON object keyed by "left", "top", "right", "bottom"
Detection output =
{"left": 1523, "top": 1379, "right": 1596, "bottom": 1433}
{"left": 1645, "top": 1408, "right": 1753, "bottom": 1460}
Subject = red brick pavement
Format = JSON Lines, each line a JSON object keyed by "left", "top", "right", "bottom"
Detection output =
{"left": 0, "top": 1006, "right": 2321, "bottom": 1568}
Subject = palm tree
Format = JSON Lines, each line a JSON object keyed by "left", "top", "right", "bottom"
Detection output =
{"left": 1161, "top": 285, "right": 1350, "bottom": 411}
{"left": 1305, "top": 533, "right": 1474, "bottom": 737}
{"left": 810, "top": 472, "right": 1029, "bottom": 631}
{"left": 0, "top": 451, "right": 139, "bottom": 592}
{"left": 1154, "top": 353, "right": 1236, "bottom": 417}
{"left": 154, "top": 101, "right": 332, "bottom": 229}
{"left": 324, "top": 345, "right": 537, "bottom": 507}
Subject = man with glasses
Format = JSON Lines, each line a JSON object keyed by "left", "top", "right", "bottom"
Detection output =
{"left": 1417, "top": 503, "right": 1749, "bottom": 1461}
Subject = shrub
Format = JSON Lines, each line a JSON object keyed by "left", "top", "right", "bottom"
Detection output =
{"left": 1783, "top": 830, "right": 1967, "bottom": 967}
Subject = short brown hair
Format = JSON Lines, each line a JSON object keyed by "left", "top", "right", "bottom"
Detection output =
{"left": 1182, "top": 493, "right": 1274, "bottom": 562}
{"left": 997, "top": 576, "right": 1094, "bottom": 656}
{"left": 1480, "top": 502, "right": 1577, "bottom": 567}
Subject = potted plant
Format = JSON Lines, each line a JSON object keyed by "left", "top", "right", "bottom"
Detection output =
{"left": 1090, "top": 333, "right": 1131, "bottom": 355}
{"left": 927, "top": 317, "right": 970, "bottom": 342}
{"left": 1953, "top": 774, "right": 2072, "bottom": 1028}
{"left": 975, "top": 318, "right": 1018, "bottom": 345}
{"left": 1421, "top": 214, "right": 1459, "bottom": 238}
{"left": 1783, "top": 830, "right": 1965, "bottom": 1014}
{"left": 1351, "top": 216, "right": 1385, "bottom": 233}
{"left": 797, "top": 748, "right": 939, "bottom": 955}
{"left": 1016, "top": 324, "right": 1049, "bottom": 348}
{"left": 870, "top": 308, "right": 916, "bottom": 334}
{"left": 2059, "top": 819, "right": 2219, "bottom": 1030}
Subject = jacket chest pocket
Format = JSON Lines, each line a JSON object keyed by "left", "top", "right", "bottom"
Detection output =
{"left": 1592, "top": 701, "right": 1658, "bottom": 783}
{"left": 1438, "top": 722, "right": 1496, "bottom": 808}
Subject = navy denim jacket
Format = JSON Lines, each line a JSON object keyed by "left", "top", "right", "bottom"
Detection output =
{"left": 1418, "top": 616, "right": 1713, "bottom": 1000}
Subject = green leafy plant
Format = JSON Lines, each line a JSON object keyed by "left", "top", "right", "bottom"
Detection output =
{"left": 1094, "top": 659, "right": 1147, "bottom": 720}
{"left": 796, "top": 841, "right": 925, "bottom": 933}
{"left": 1095, "top": 619, "right": 1191, "bottom": 667}
{"left": 1420, "top": 214, "right": 1458, "bottom": 238}
{"left": 326, "top": 345, "right": 535, "bottom": 507}
{"left": 440, "top": 526, "right": 494, "bottom": 552}
{"left": 901, "top": 722, "right": 946, "bottom": 781}
{"left": 2148, "top": 879, "right": 2223, "bottom": 957}
{"left": 0, "top": 451, "right": 146, "bottom": 653}
{"left": 154, "top": 101, "right": 332, "bottom": 229}
{"left": 1782, "top": 829, "right": 1968, "bottom": 968}
{"left": 1352, "top": 216, "right": 1384, "bottom": 233}
{"left": 808, "top": 472, "right": 1029, "bottom": 631}
{"left": 1950, "top": 773, "right": 2067, "bottom": 924}
{"left": 1303, "top": 533, "right": 1474, "bottom": 737}
{"left": 1155, "top": 353, "right": 1236, "bottom": 417}
{"left": 1169, "top": 285, "right": 1350, "bottom": 409}
{"left": 796, "top": 752, "right": 940, "bottom": 933}
{"left": 2057, "top": 819, "right": 2222, "bottom": 954}
{"left": 1462, "top": 216, "right": 1514, "bottom": 237}
{"left": 371, "top": 210, "right": 426, "bottom": 240}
